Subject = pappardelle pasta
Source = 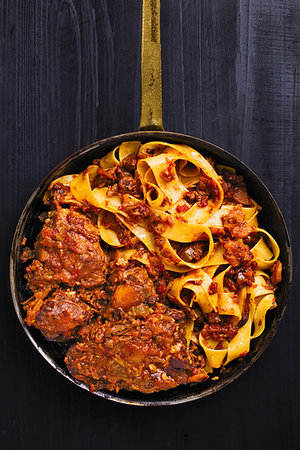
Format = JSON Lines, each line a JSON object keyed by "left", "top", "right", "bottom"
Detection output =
{"left": 21, "top": 141, "right": 282, "bottom": 393}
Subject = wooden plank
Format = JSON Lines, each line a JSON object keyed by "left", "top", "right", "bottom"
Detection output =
{"left": 0, "top": 1, "right": 299, "bottom": 448}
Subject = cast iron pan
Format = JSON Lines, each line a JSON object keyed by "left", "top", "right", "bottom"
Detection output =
{"left": 10, "top": 1, "right": 292, "bottom": 406}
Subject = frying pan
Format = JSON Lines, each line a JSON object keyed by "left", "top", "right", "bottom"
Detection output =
{"left": 10, "top": 0, "right": 292, "bottom": 406}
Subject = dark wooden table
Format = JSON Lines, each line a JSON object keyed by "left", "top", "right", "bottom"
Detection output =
{"left": 1, "top": 1, "right": 299, "bottom": 449}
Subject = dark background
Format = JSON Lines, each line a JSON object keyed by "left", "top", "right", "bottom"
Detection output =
{"left": 1, "top": 0, "right": 300, "bottom": 449}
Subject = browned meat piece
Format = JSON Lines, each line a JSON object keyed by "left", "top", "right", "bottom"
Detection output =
{"left": 206, "top": 312, "right": 223, "bottom": 324}
{"left": 65, "top": 303, "right": 208, "bottom": 393}
{"left": 116, "top": 167, "right": 142, "bottom": 198}
{"left": 270, "top": 260, "right": 282, "bottom": 286}
{"left": 69, "top": 287, "right": 108, "bottom": 312}
{"left": 231, "top": 188, "right": 253, "bottom": 206}
{"left": 239, "top": 295, "right": 250, "bottom": 327}
{"left": 221, "top": 205, "right": 252, "bottom": 239}
{"left": 45, "top": 182, "right": 72, "bottom": 207}
{"left": 20, "top": 247, "right": 35, "bottom": 262}
{"left": 208, "top": 281, "right": 218, "bottom": 295}
{"left": 137, "top": 144, "right": 165, "bottom": 160}
{"left": 222, "top": 239, "right": 254, "bottom": 267}
{"left": 243, "top": 232, "right": 260, "bottom": 247}
{"left": 119, "top": 195, "right": 150, "bottom": 222}
{"left": 221, "top": 170, "right": 253, "bottom": 206}
{"left": 176, "top": 241, "right": 208, "bottom": 263}
{"left": 25, "top": 260, "right": 54, "bottom": 298}
{"left": 224, "top": 265, "right": 256, "bottom": 291}
{"left": 202, "top": 323, "right": 238, "bottom": 341}
{"left": 111, "top": 252, "right": 170, "bottom": 302}
{"left": 24, "top": 289, "right": 93, "bottom": 341}
{"left": 25, "top": 209, "right": 107, "bottom": 293}
{"left": 97, "top": 165, "right": 117, "bottom": 181}
{"left": 184, "top": 175, "right": 220, "bottom": 208}
{"left": 110, "top": 265, "right": 158, "bottom": 310}
{"left": 197, "top": 175, "right": 220, "bottom": 201}
{"left": 222, "top": 238, "right": 256, "bottom": 291}
{"left": 175, "top": 203, "right": 190, "bottom": 214}
{"left": 160, "top": 159, "right": 176, "bottom": 182}
{"left": 121, "top": 153, "right": 138, "bottom": 172}
{"left": 95, "top": 165, "right": 141, "bottom": 197}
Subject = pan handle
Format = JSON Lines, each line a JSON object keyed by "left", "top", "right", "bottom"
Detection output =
{"left": 139, "top": 0, "right": 164, "bottom": 131}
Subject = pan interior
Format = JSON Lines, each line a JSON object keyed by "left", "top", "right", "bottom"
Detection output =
{"left": 10, "top": 131, "right": 292, "bottom": 406}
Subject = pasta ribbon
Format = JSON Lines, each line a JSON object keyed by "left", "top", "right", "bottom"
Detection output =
{"left": 43, "top": 174, "right": 79, "bottom": 205}
{"left": 70, "top": 167, "right": 127, "bottom": 215}
{"left": 167, "top": 269, "right": 218, "bottom": 313}
{"left": 117, "top": 212, "right": 214, "bottom": 272}
{"left": 202, "top": 202, "right": 259, "bottom": 229}
{"left": 247, "top": 271, "right": 277, "bottom": 339}
{"left": 97, "top": 210, "right": 123, "bottom": 247}
{"left": 251, "top": 294, "right": 276, "bottom": 339}
{"left": 185, "top": 319, "right": 194, "bottom": 347}
{"left": 70, "top": 165, "right": 99, "bottom": 205}
{"left": 137, "top": 141, "right": 224, "bottom": 222}
{"left": 204, "top": 244, "right": 228, "bottom": 267}
{"left": 100, "top": 141, "right": 141, "bottom": 169}
{"left": 225, "top": 301, "right": 255, "bottom": 364}
{"left": 199, "top": 334, "right": 229, "bottom": 369}
{"left": 251, "top": 228, "right": 280, "bottom": 269}
{"left": 198, "top": 299, "right": 256, "bottom": 368}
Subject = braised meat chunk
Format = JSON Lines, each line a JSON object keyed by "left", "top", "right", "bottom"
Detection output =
{"left": 270, "top": 260, "right": 283, "bottom": 286}
{"left": 107, "top": 262, "right": 158, "bottom": 310}
{"left": 222, "top": 239, "right": 256, "bottom": 291}
{"left": 65, "top": 303, "right": 208, "bottom": 393}
{"left": 202, "top": 323, "right": 238, "bottom": 341}
{"left": 222, "top": 239, "right": 254, "bottom": 267}
{"left": 221, "top": 205, "right": 252, "bottom": 239}
{"left": 110, "top": 265, "right": 158, "bottom": 310}
{"left": 24, "top": 289, "right": 93, "bottom": 341}
{"left": 25, "top": 209, "right": 107, "bottom": 293}
{"left": 221, "top": 170, "right": 253, "bottom": 206}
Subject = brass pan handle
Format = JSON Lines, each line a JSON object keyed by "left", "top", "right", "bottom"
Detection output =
{"left": 139, "top": 0, "right": 164, "bottom": 131}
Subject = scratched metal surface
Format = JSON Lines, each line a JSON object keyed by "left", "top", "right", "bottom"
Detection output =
{"left": 1, "top": 0, "right": 299, "bottom": 448}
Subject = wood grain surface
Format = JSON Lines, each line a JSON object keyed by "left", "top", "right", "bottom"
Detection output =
{"left": 1, "top": 1, "right": 299, "bottom": 449}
